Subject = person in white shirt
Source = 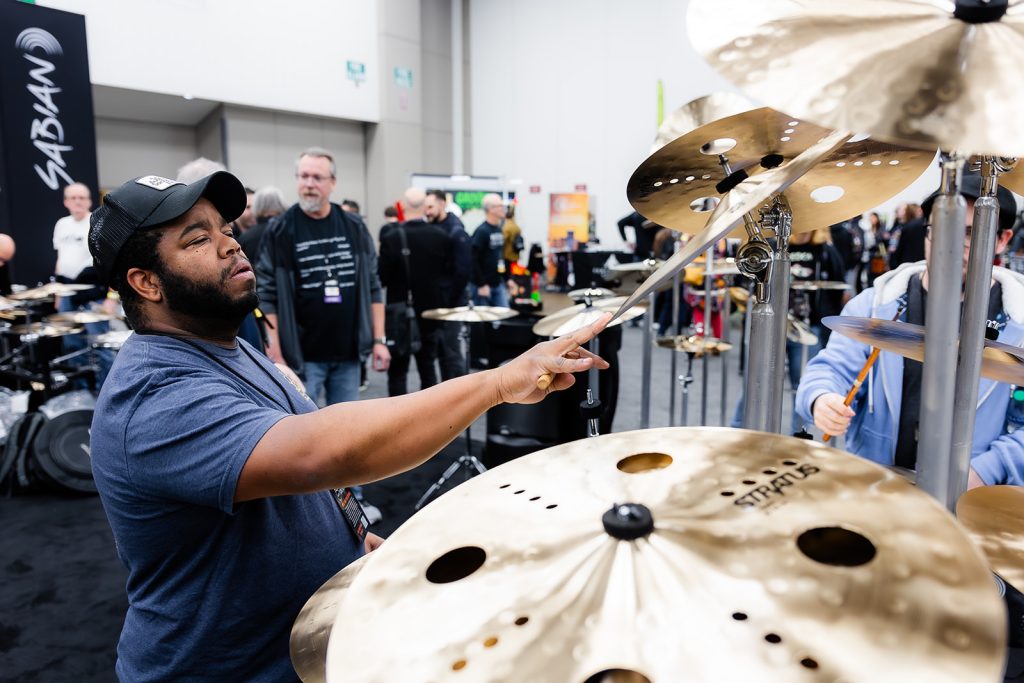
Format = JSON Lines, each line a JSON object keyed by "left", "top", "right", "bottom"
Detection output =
{"left": 53, "top": 182, "right": 94, "bottom": 282}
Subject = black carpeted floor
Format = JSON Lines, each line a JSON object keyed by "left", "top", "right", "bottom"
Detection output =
{"left": 0, "top": 439, "right": 469, "bottom": 683}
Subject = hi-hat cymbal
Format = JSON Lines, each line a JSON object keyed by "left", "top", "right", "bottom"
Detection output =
{"left": 957, "top": 485, "right": 1024, "bottom": 591}
{"left": 628, "top": 107, "right": 934, "bottom": 238}
{"left": 790, "top": 280, "right": 851, "bottom": 292}
{"left": 567, "top": 287, "right": 616, "bottom": 302}
{"left": 651, "top": 92, "right": 755, "bottom": 153}
{"left": 688, "top": 0, "right": 1024, "bottom": 156}
{"left": 823, "top": 315, "right": 1024, "bottom": 384}
{"left": 46, "top": 311, "right": 114, "bottom": 325}
{"left": 421, "top": 306, "right": 518, "bottom": 323}
{"left": 291, "top": 554, "right": 370, "bottom": 683}
{"left": 656, "top": 335, "right": 733, "bottom": 356}
{"left": 614, "top": 128, "right": 852, "bottom": 320}
{"left": 8, "top": 282, "right": 94, "bottom": 300}
{"left": 533, "top": 297, "right": 646, "bottom": 337}
{"left": 325, "top": 427, "right": 1005, "bottom": 682}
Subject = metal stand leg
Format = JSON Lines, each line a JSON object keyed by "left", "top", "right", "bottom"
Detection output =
{"left": 668, "top": 238, "right": 681, "bottom": 426}
{"left": 640, "top": 291, "right": 654, "bottom": 428}
{"left": 719, "top": 274, "right": 732, "bottom": 426}
{"left": 917, "top": 155, "right": 966, "bottom": 509}
{"left": 701, "top": 246, "right": 713, "bottom": 425}
{"left": 949, "top": 157, "right": 1007, "bottom": 506}
{"left": 680, "top": 351, "right": 695, "bottom": 426}
{"left": 414, "top": 321, "right": 488, "bottom": 510}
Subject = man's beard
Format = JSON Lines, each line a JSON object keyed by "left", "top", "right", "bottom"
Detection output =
{"left": 298, "top": 195, "right": 323, "bottom": 214}
{"left": 158, "top": 261, "right": 258, "bottom": 323}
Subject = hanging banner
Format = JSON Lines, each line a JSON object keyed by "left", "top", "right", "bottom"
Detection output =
{"left": 548, "top": 193, "right": 589, "bottom": 250}
{"left": 0, "top": 2, "right": 99, "bottom": 285}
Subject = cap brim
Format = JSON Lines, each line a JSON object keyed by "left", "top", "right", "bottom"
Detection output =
{"left": 139, "top": 171, "right": 247, "bottom": 229}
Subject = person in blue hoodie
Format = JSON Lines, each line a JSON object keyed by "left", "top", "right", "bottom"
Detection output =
{"left": 796, "top": 173, "right": 1024, "bottom": 487}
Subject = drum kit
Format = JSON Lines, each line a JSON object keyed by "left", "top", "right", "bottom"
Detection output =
{"left": 293, "top": 2, "right": 1024, "bottom": 679}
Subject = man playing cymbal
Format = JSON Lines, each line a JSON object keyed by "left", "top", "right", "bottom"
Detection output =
{"left": 795, "top": 173, "right": 1024, "bottom": 487}
{"left": 86, "top": 171, "right": 609, "bottom": 682}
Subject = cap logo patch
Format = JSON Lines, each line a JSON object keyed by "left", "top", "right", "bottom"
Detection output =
{"left": 135, "top": 176, "right": 182, "bottom": 191}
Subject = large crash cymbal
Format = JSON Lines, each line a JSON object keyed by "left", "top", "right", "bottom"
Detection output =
{"left": 629, "top": 107, "right": 934, "bottom": 237}
{"left": 651, "top": 92, "right": 755, "bottom": 153}
{"left": 688, "top": 0, "right": 1024, "bottom": 156}
{"left": 290, "top": 553, "right": 371, "bottom": 683}
{"left": 8, "top": 282, "right": 93, "bottom": 300}
{"left": 614, "top": 128, "right": 852, "bottom": 319}
{"left": 325, "top": 427, "right": 1005, "bottom": 683}
{"left": 533, "top": 296, "right": 647, "bottom": 337}
{"left": 823, "top": 315, "right": 1024, "bottom": 384}
{"left": 957, "top": 485, "right": 1024, "bottom": 591}
{"left": 421, "top": 305, "right": 519, "bottom": 323}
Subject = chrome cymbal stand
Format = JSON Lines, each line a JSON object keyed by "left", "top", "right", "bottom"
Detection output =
{"left": 946, "top": 156, "right": 1015, "bottom": 508}
{"left": 915, "top": 153, "right": 967, "bottom": 510}
{"left": 740, "top": 195, "right": 793, "bottom": 434}
{"left": 680, "top": 350, "right": 697, "bottom": 426}
{"left": 414, "top": 319, "right": 487, "bottom": 510}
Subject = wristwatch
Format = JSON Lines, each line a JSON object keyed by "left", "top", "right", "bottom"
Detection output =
{"left": 373, "top": 336, "right": 388, "bottom": 345}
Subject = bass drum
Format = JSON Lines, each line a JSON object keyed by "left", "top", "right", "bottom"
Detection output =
{"left": 33, "top": 390, "right": 97, "bottom": 493}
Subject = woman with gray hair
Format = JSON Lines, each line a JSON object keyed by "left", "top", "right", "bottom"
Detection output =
{"left": 238, "top": 186, "right": 286, "bottom": 261}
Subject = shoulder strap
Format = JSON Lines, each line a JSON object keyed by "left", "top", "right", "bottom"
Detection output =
{"left": 397, "top": 227, "right": 414, "bottom": 307}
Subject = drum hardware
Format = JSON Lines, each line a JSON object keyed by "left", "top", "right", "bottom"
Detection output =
{"left": 317, "top": 428, "right": 1006, "bottom": 682}
{"left": 609, "top": 259, "right": 660, "bottom": 429}
{"left": 567, "top": 287, "right": 616, "bottom": 302}
{"left": 580, "top": 389, "right": 601, "bottom": 438}
{"left": 415, "top": 303, "right": 518, "bottom": 510}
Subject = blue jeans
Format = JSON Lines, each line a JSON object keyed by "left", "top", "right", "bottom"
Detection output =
{"left": 302, "top": 360, "right": 361, "bottom": 407}
{"left": 473, "top": 284, "right": 509, "bottom": 308}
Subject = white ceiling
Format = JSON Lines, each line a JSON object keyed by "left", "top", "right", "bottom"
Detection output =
{"left": 91, "top": 84, "right": 220, "bottom": 127}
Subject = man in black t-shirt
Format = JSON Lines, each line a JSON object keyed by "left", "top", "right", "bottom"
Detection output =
{"left": 471, "top": 193, "right": 509, "bottom": 307}
{"left": 379, "top": 188, "right": 454, "bottom": 395}
{"left": 258, "top": 147, "right": 390, "bottom": 404}
{"left": 425, "top": 189, "right": 471, "bottom": 380}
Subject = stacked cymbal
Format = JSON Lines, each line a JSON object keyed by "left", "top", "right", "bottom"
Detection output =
{"left": 303, "top": 428, "right": 1005, "bottom": 682}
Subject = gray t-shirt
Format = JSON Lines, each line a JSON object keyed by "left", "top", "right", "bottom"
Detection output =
{"left": 91, "top": 333, "right": 362, "bottom": 682}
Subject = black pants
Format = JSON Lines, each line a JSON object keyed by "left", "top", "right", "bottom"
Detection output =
{"left": 387, "top": 325, "right": 441, "bottom": 396}
{"left": 437, "top": 321, "right": 467, "bottom": 381}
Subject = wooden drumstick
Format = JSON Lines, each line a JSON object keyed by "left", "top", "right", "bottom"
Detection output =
{"left": 823, "top": 304, "right": 905, "bottom": 443}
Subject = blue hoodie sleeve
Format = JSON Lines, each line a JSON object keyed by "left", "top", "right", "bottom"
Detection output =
{"left": 795, "top": 292, "right": 877, "bottom": 425}
{"left": 971, "top": 429, "right": 1024, "bottom": 486}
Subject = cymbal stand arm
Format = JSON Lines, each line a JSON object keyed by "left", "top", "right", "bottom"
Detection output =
{"left": 668, "top": 235, "right": 680, "bottom": 426}
{"left": 916, "top": 152, "right": 967, "bottom": 509}
{"left": 948, "top": 155, "right": 1015, "bottom": 506}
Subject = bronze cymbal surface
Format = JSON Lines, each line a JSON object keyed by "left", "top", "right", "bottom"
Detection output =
{"left": 616, "top": 128, "right": 852, "bottom": 319}
{"left": 325, "top": 427, "right": 1005, "bottom": 683}
{"left": 957, "top": 485, "right": 1024, "bottom": 591}
{"left": 533, "top": 297, "right": 646, "bottom": 337}
{"left": 290, "top": 554, "right": 370, "bottom": 683}
{"left": 656, "top": 335, "right": 733, "bottom": 355}
{"left": 8, "top": 282, "right": 93, "bottom": 300}
{"left": 421, "top": 306, "right": 518, "bottom": 323}
{"left": 46, "top": 311, "right": 114, "bottom": 325}
{"left": 688, "top": 0, "right": 1024, "bottom": 156}
{"left": 651, "top": 92, "right": 755, "bottom": 153}
{"left": 10, "top": 322, "right": 80, "bottom": 338}
{"left": 629, "top": 107, "right": 934, "bottom": 237}
{"left": 823, "top": 315, "right": 1024, "bottom": 384}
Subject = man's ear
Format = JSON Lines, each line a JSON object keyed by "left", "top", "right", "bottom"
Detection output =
{"left": 996, "top": 228, "right": 1014, "bottom": 256}
{"left": 124, "top": 268, "right": 162, "bottom": 304}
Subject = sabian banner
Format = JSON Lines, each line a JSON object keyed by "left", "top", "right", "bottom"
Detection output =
{"left": 0, "top": 2, "right": 99, "bottom": 286}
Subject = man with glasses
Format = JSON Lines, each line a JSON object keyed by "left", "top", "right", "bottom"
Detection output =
{"left": 257, "top": 148, "right": 389, "bottom": 520}
{"left": 796, "top": 173, "right": 1024, "bottom": 487}
{"left": 471, "top": 193, "right": 510, "bottom": 307}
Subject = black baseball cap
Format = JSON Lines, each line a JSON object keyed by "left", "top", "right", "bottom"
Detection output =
{"left": 88, "top": 171, "right": 246, "bottom": 285}
{"left": 921, "top": 171, "right": 1018, "bottom": 232}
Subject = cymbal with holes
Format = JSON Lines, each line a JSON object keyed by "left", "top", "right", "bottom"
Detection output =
{"left": 290, "top": 554, "right": 370, "bottom": 683}
{"left": 957, "top": 485, "right": 1024, "bottom": 591}
{"left": 688, "top": 0, "right": 1024, "bottom": 157}
{"left": 823, "top": 315, "right": 1024, "bottom": 385}
{"left": 325, "top": 427, "right": 1005, "bottom": 683}
{"left": 628, "top": 107, "right": 934, "bottom": 237}
{"left": 532, "top": 296, "right": 647, "bottom": 337}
